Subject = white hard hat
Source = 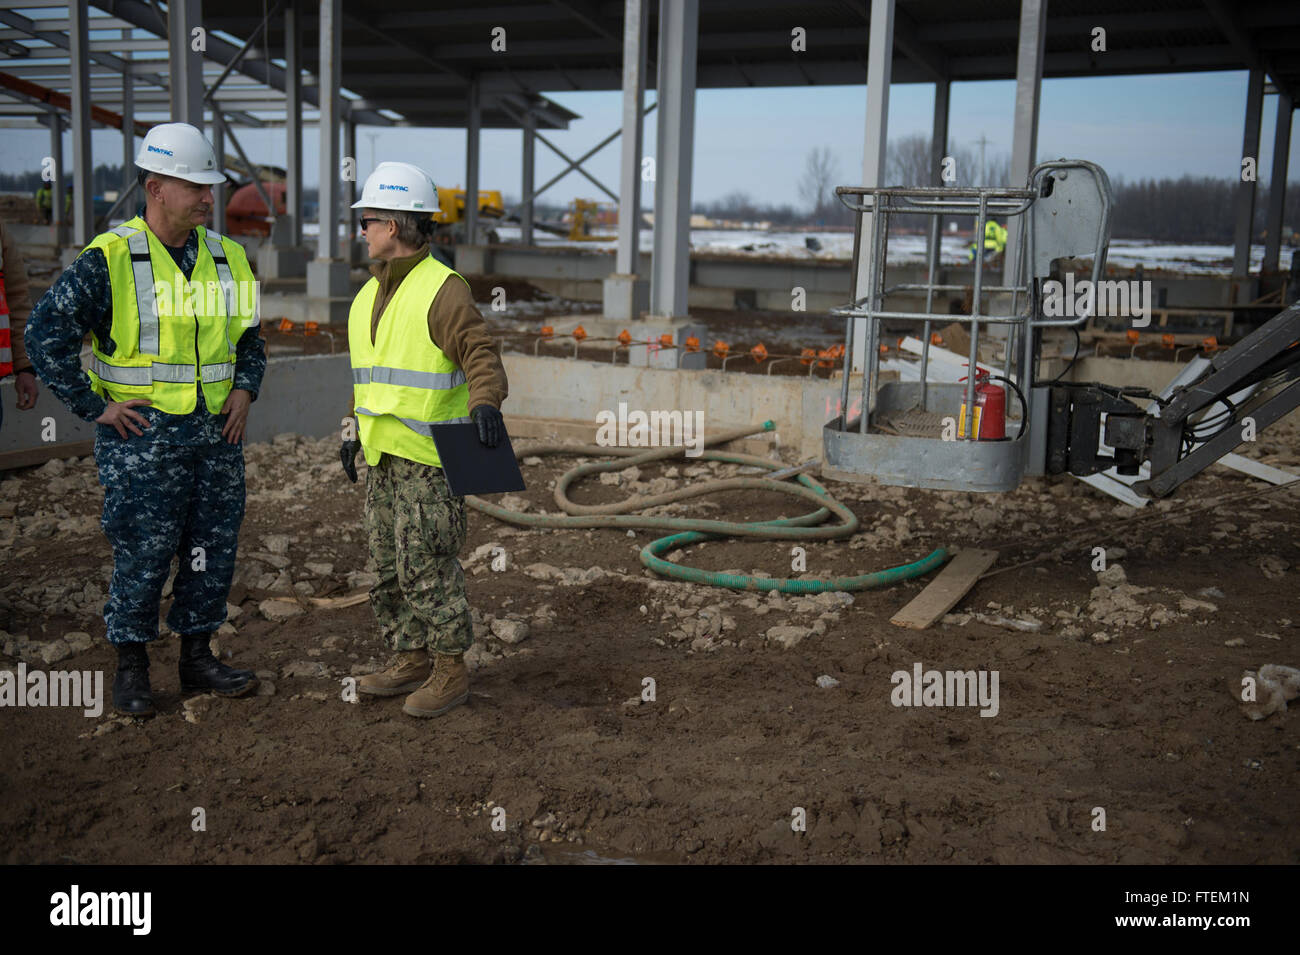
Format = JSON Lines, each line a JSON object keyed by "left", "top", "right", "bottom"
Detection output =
{"left": 135, "top": 122, "right": 226, "bottom": 185}
{"left": 351, "top": 161, "right": 440, "bottom": 213}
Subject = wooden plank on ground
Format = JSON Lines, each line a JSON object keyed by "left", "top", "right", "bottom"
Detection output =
{"left": 1218, "top": 453, "right": 1300, "bottom": 486}
{"left": 890, "top": 548, "right": 999, "bottom": 630}
{"left": 0, "top": 440, "right": 94, "bottom": 472}
{"left": 1075, "top": 471, "right": 1150, "bottom": 508}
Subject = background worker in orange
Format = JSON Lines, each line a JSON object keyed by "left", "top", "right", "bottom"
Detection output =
{"left": 0, "top": 218, "right": 41, "bottom": 429}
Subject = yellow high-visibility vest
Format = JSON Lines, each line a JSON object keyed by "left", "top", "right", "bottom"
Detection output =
{"left": 984, "top": 220, "right": 1007, "bottom": 253}
{"left": 82, "top": 215, "right": 255, "bottom": 415}
{"left": 348, "top": 255, "right": 472, "bottom": 468}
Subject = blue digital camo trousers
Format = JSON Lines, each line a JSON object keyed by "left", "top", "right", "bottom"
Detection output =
{"left": 364, "top": 453, "right": 473, "bottom": 655}
{"left": 96, "top": 430, "right": 244, "bottom": 646}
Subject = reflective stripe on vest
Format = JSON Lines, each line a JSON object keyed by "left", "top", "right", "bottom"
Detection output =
{"left": 201, "top": 229, "right": 238, "bottom": 328}
{"left": 353, "top": 406, "right": 473, "bottom": 436}
{"left": 126, "top": 231, "right": 161, "bottom": 354}
{"left": 351, "top": 365, "right": 467, "bottom": 389}
{"left": 89, "top": 354, "right": 233, "bottom": 385}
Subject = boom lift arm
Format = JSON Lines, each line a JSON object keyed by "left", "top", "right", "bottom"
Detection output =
{"left": 1045, "top": 301, "right": 1300, "bottom": 497}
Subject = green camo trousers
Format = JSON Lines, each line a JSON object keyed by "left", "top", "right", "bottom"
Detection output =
{"left": 364, "top": 453, "right": 474, "bottom": 655}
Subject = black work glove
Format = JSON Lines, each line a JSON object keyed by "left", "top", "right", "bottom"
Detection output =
{"left": 340, "top": 439, "right": 361, "bottom": 482}
{"left": 470, "top": 404, "right": 503, "bottom": 448}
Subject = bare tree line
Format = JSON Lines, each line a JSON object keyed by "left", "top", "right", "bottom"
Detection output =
{"left": 4, "top": 152, "right": 1295, "bottom": 244}
{"left": 698, "top": 135, "right": 1298, "bottom": 243}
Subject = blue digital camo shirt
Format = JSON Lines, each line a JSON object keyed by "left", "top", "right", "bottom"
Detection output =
{"left": 24, "top": 230, "right": 267, "bottom": 445}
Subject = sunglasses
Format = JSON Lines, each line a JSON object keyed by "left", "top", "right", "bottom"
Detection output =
{"left": 359, "top": 217, "right": 391, "bottom": 231}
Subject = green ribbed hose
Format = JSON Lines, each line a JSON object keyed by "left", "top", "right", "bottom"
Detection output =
{"left": 466, "top": 420, "right": 948, "bottom": 593}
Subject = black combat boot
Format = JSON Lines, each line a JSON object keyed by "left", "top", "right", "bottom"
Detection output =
{"left": 178, "top": 633, "right": 259, "bottom": 697}
{"left": 113, "top": 642, "right": 156, "bottom": 718}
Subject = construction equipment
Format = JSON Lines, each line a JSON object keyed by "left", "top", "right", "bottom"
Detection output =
{"left": 431, "top": 187, "right": 505, "bottom": 249}
{"left": 562, "top": 198, "right": 617, "bottom": 241}
{"left": 529, "top": 198, "right": 619, "bottom": 241}
{"left": 824, "top": 159, "right": 1300, "bottom": 499}
{"left": 226, "top": 181, "right": 286, "bottom": 237}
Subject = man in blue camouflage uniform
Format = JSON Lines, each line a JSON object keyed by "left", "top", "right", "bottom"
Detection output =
{"left": 25, "top": 123, "right": 265, "bottom": 717}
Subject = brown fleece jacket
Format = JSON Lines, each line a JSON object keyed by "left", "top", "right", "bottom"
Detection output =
{"left": 0, "top": 218, "right": 35, "bottom": 375}
{"left": 347, "top": 243, "right": 508, "bottom": 418}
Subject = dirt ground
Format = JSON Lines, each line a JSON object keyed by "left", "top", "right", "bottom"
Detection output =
{"left": 2, "top": 410, "right": 1299, "bottom": 865}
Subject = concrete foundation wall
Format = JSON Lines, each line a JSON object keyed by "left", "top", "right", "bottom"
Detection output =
{"left": 1, "top": 354, "right": 354, "bottom": 466}
{"left": 498, "top": 354, "right": 837, "bottom": 460}
{"left": 7, "top": 349, "right": 1292, "bottom": 471}
{"left": 2, "top": 351, "right": 837, "bottom": 467}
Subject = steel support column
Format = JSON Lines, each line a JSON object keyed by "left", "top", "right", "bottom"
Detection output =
{"left": 649, "top": 0, "right": 698, "bottom": 318}
{"left": 284, "top": 1, "right": 303, "bottom": 246}
{"left": 345, "top": 118, "right": 357, "bottom": 259}
{"left": 67, "top": 0, "right": 93, "bottom": 248}
{"left": 48, "top": 110, "right": 65, "bottom": 246}
{"left": 1002, "top": 0, "right": 1047, "bottom": 284}
{"left": 316, "top": 0, "right": 341, "bottom": 261}
{"left": 465, "top": 76, "right": 481, "bottom": 245}
{"left": 851, "top": 0, "right": 893, "bottom": 363}
{"left": 168, "top": 0, "right": 204, "bottom": 128}
{"left": 616, "top": 0, "right": 647, "bottom": 275}
{"left": 1262, "top": 92, "right": 1293, "bottom": 274}
{"left": 925, "top": 77, "right": 950, "bottom": 274}
{"left": 930, "top": 79, "right": 949, "bottom": 186}
{"left": 1233, "top": 68, "right": 1265, "bottom": 278}
{"left": 211, "top": 116, "right": 226, "bottom": 234}
{"left": 520, "top": 109, "right": 535, "bottom": 245}
{"left": 121, "top": 28, "right": 134, "bottom": 198}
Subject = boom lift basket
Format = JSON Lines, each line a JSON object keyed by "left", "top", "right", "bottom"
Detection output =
{"left": 823, "top": 159, "right": 1113, "bottom": 492}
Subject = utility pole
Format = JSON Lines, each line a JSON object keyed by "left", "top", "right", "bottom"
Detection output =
{"left": 974, "top": 133, "right": 990, "bottom": 185}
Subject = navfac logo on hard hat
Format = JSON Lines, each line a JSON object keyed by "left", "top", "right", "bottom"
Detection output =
{"left": 147, "top": 145, "right": 174, "bottom": 156}
{"left": 378, "top": 183, "right": 409, "bottom": 192}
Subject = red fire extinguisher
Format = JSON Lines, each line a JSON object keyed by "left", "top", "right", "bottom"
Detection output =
{"left": 957, "top": 370, "right": 1006, "bottom": 440}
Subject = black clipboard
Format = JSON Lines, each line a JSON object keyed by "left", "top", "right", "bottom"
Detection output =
{"left": 431, "top": 422, "right": 527, "bottom": 496}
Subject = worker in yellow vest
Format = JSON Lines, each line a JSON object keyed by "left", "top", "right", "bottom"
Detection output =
{"left": 341, "top": 161, "right": 508, "bottom": 719}
{"left": 25, "top": 122, "right": 265, "bottom": 717}
{"left": 34, "top": 184, "right": 52, "bottom": 224}
{"left": 967, "top": 219, "right": 1008, "bottom": 262}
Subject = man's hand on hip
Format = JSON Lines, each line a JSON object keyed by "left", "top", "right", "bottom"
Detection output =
{"left": 220, "top": 388, "right": 252, "bottom": 444}
{"left": 470, "top": 404, "right": 503, "bottom": 448}
{"left": 14, "top": 371, "right": 38, "bottom": 410}
{"left": 95, "top": 398, "right": 153, "bottom": 439}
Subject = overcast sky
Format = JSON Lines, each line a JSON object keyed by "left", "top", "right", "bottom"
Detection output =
{"left": 1, "top": 70, "right": 1295, "bottom": 209}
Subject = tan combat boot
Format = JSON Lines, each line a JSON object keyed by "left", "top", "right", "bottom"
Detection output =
{"left": 402, "top": 653, "right": 469, "bottom": 718}
{"left": 359, "top": 650, "right": 430, "bottom": 697}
